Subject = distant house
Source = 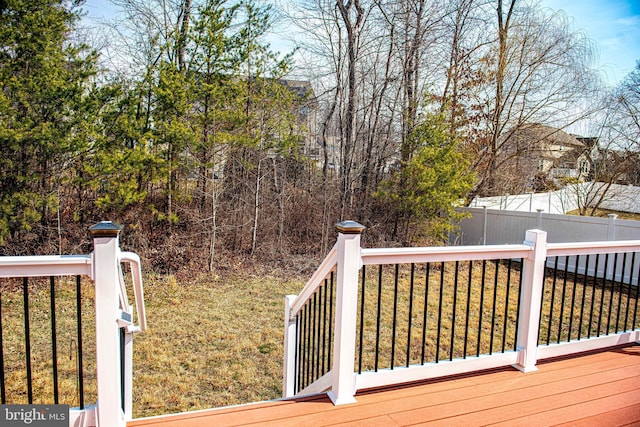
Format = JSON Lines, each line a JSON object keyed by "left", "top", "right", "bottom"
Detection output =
{"left": 493, "top": 124, "right": 596, "bottom": 194}
{"left": 279, "top": 79, "right": 319, "bottom": 159}
{"left": 548, "top": 135, "right": 597, "bottom": 180}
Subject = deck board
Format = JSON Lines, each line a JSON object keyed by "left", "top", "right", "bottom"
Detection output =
{"left": 128, "top": 344, "right": 640, "bottom": 427}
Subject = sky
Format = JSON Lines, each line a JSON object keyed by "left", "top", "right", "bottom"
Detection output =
{"left": 81, "top": 0, "right": 640, "bottom": 86}
{"left": 539, "top": 0, "right": 640, "bottom": 85}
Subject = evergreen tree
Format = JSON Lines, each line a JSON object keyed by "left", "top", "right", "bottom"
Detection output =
{"left": 0, "top": 0, "right": 97, "bottom": 248}
{"left": 377, "top": 112, "right": 474, "bottom": 245}
{"left": 82, "top": 82, "right": 162, "bottom": 219}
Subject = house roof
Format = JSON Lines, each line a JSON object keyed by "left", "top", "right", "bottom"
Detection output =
{"left": 506, "top": 124, "right": 584, "bottom": 150}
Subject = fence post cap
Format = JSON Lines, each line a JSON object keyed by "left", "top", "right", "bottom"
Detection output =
{"left": 335, "top": 220, "right": 366, "bottom": 235}
{"left": 89, "top": 221, "right": 123, "bottom": 238}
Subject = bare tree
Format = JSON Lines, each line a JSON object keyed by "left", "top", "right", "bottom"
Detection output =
{"left": 573, "top": 62, "right": 640, "bottom": 215}
{"left": 471, "top": 2, "right": 600, "bottom": 197}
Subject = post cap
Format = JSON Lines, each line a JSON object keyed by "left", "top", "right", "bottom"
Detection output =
{"left": 335, "top": 220, "right": 366, "bottom": 235}
{"left": 89, "top": 221, "right": 123, "bottom": 238}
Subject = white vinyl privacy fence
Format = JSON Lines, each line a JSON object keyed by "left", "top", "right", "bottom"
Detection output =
{"left": 470, "top": 183, "right": 640, "bottom": 215}
{"left": 454, "top": 208, "right": 640, "bottom": 246}
{"left": 454, "top": 208, "right": 640, "bottom": 285}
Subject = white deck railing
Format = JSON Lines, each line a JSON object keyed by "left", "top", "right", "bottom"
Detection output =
{"left": 284, "top": 222, "right": 640, "bottom": 405}
{"left": 0, "top": 221, "right": 146, "bottom": 427}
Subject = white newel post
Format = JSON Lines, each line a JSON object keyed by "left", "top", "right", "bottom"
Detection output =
{"left": 90, "top": 222, "right": 126, "bottom": 427}
{"left": 514, "top": 229, "right": 548, "bottom": 373}
{"left": 328, "top": 221, "right": 365, "bottom": 405}
{"left": 283, "top": 294, "right": 297, "bottom": 398}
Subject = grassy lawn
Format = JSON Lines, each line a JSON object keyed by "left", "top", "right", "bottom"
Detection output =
{"left": 131, "top": 272, "right": 304, "bottom": 418}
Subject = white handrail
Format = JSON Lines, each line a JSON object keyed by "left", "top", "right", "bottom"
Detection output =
{"left": 0, "top": 254, "right": 92, "bottom": 278}
{"left": 290, "top": 243, "right": 338, "bottom": 317}
{"left": 547, "top": 239, "right": 640, "bottom": 256}
{"left": 361, "top": 243, "right": 532, "bottom": 265}
{"left": 119, "top": 251, "right": 147, "bottom": 332}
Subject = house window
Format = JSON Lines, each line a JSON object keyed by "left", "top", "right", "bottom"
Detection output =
{"left": 580, "top": 161, "right": 589, "bottom": 173}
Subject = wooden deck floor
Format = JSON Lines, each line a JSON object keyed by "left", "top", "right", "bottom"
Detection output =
{"left": 129, "top": 344, "right": 640, "bottom": 426}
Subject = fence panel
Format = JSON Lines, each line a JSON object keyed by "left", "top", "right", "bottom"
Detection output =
{"left": 455, "top": 208, "right": 640, "bottom": 246}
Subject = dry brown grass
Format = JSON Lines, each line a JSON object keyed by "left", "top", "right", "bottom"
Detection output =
{"left": 130, "top": 272, "right": 303, "bottom": 417}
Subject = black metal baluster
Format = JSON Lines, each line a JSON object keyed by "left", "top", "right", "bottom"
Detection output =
{"left": 76, "top": 276, "right": 84, "bottom": 409}
{"left": 374, "top": 265, "right": 383, "bottom": 372}
{"left": 489, "top": 260, "right": 499, "bottom": 354}
{"left": 568, "top": 255, "right": 580, "bottom": 342}
{"left": 309, "top": 297, "right": 315, "bottom": 385}
{"left": 436, "top": 262, "right": 445, "bottom": 363}
{"left": 450, "top": 261, "right": 459, "bottom": 361}
{"left": 501, "top": 259, "right": 512, "bottom": 353}
{"left": 597, "top": 254, "right": 609, "bottom": 337}
{"left": 120, "top": 328, "right": 125, "bottom": 411}
{"left": 312, "top": 291, "right": 318, "bottom": 382}
{"left": 50, "top": 277, "right": 59, "bottom": 404}
{"left": 358, "top": 266, "right": 366, "bottom": 374}
{"left": 298, "top": 305, "right": 305, "bottom": 391}
{"left": 306, "top": 301, "right": 312, "bottom": 388}
{"left": 632, "top": 253, "right": 639, "bottom": 329}
{"left": 328, "top": 273, "right": 334, "bottom": 372}
{"left": 587, "top": 254, "right": 598, "bottom": 338}
{"left": 420, "top": 263, "right": 431, "bottom": 365}
{"left": 316, "top": 291, "right": 322, "bottom": 380}
{"left": 23, "top": 277, "right": 33, "bottom": 403}
{"left": 295, "top": 313, "right": 301, "bottom": 393}
{"left": 547, "top": 257, "right": 559, "bottom": 344}
{"left": 625, "top": 253, "right": 637, "bottom": 331}
{"left": 406, "top": 264, "right": 415, "bottom": 367}
{"left": 305, "top": 298, "right": 313, "bottom": 387}
{"left": 606, "top": 253, "right": 618, "bottom": 334}
{"left": 390, "top": 264, "right": 400, "bottom": 369}
{"left": 514, "top": 259, "right": 524, "bottom": 350}
{"left": 321, "top": 280, "right": 328, "bottom": 375}
{"left": 300, "top": 304, "right": 309, "bottom": 390}
{"left": 621, "top": 253, "right": 631, "bottom": 332}
{"left": 0, "top": 283, "right": 5, "bottom": 404}
{"left": 307, "top": 299, "right": 314, "bottom": 387}
{"left": 297, "top": 309, "right": 305, "bottom": 392}
{"left": 477, "top": 260, "right": 486, "bottom": 356}
{"left": 537, "top": 262, "right": 546, "bottom": 346}
{"left": 314, "top": 290, "right": 321, "bottom": 381}
{"left": 614, "top": 253, "right": 625, "bottom": 333}
{"left": 556, "top": 256, "right": 570, "bottom": 344}
{"left": 464, "top": 261, "right": 473, "bottom": 358}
